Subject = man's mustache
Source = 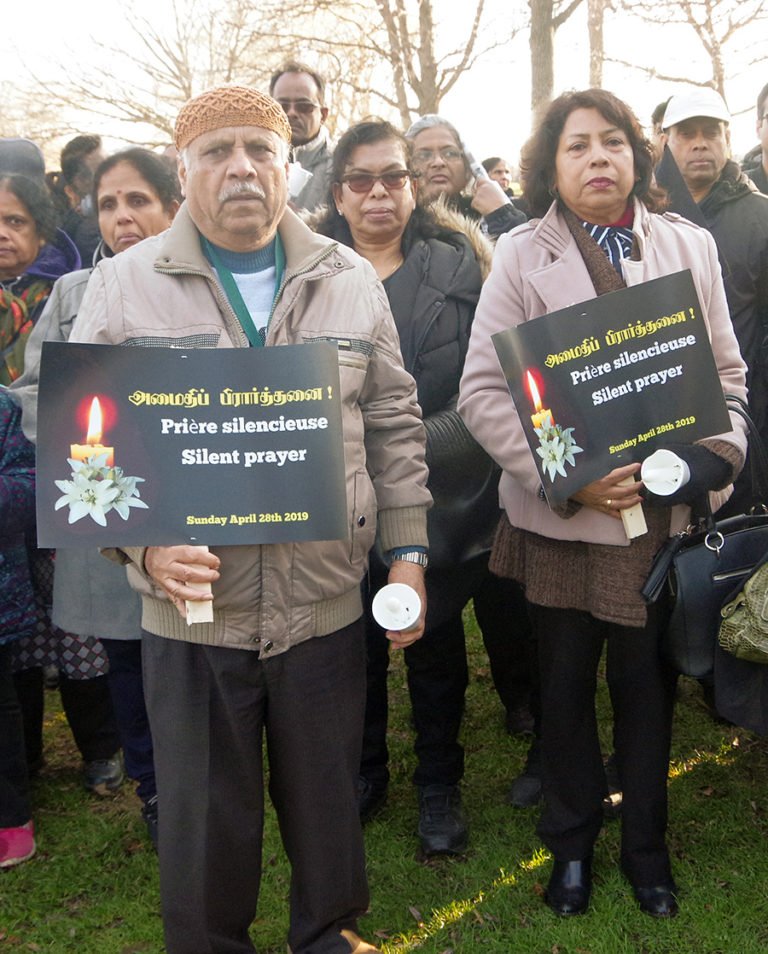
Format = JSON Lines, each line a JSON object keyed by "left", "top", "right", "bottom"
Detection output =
{"left": 218, "top": 182, "right": 266, "bottom": 202}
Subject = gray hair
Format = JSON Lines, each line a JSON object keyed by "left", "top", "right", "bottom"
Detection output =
{"left": 404, "top": 114, "right": 463, "bottom": 146}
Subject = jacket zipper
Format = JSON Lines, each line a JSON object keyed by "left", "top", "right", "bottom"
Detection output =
{"left": 157, "top": 242, "right": 342, "bottom": 345}
{"left": 268, "top": 244, "right": 340, "bottom": 328}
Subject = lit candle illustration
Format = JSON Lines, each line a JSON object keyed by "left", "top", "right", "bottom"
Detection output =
{"left": 70, "top": 396, "right": 115, "bottom": 466}
{"left": 526, "top": 371, "right": 554, "bottom": 429}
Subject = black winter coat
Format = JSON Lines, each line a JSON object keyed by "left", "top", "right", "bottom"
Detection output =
{"left": 310, "top": 204, "right": 500, "bottom": 578}
{"left": 697, "top": 162, "right": 768, "bottom": 394}
{"left": 381, "top": 214, "right": 500, "bottom": 571}
{"left": 742, "top": 150, "right": 768, "bottom": 195}
{"left": 660, "top": 157, "right": 768, "bottom": 433}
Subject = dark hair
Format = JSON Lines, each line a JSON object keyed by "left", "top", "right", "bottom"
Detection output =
{"left": 331, "top": 119, "right": 409, "bottom": 185}
{"left": 651, "top": 98, "right": 671, "bottom": 128}
{"left": 0, "top": 173, "right": 58, "bottom": 243}
{"left": 757, "top": 83, "right": 768, "bottom": 121}
{"left": 320, "top": 119, "right": 411, "bottom": 231}
{"left": 482, "top": 157, "right": 505, "bottom": 173}
{"left": 312, "top": 118, "right": 437, "bottom": 246}
{"left": 92, "top": 148, "right": 181, "bottom": 214}
{"left": 269, "top": 61, "right": 326, "bottom": 104}
{"left": 61, "top": 134, "right": 102, "bottom": 167}
{"left": 45, "top": 134, "right": 104, "bottom": 217}
{"left": 522, "top": 88, "right": 665, "bottom": 218}
{"left": 60, "top": 134, "right": 103, "bottom": 195}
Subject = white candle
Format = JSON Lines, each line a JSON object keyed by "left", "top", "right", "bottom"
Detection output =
{"left": 71, "top": 397, "right": 114, "bottom": 466}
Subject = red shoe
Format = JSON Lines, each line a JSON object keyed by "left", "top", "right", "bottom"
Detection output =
{"left": 0, "top": 820, "right": 35, "bottom": 868}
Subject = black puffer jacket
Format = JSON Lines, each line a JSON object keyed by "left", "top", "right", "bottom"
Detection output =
{"left": 381, "top": 208, "right": 500, "bottom": 568}
{"left": 662, "top": 158, "right": 768, "bottom": 431}
{"left": 383, "top": 210, "right": 484, "bottom": 415}
{"left": 698, "top": 162, "right": 768, "bottom": 387}
{"left": 742, "top": 147, "right": 768, "bottom": 194}
{"left": 310, "top": 202, "right": 499, "bottom": 569}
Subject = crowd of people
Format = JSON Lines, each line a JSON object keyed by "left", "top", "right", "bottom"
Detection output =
{"left": 1, "top": 64, "right": 767, "bottom": 954}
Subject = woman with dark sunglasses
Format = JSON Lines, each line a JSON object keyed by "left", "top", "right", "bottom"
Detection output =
{"left": 311, "top": 119, "right": 534, "bottom": 857}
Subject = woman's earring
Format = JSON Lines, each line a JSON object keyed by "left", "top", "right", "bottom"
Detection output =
{"left": 336, "top": 208, "right": 344, "bottom": 217}
{"left": 548, "top": 183, "right": 559, "bottom": 198}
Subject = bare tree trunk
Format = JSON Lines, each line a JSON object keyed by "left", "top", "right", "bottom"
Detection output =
{"left": 588, "top": 0, "right": 605, "bottom": 87}
{"left": 375, "top": 0, "right": 415, "bottom": 127}
{"left": 529, "top": 0, "right": 585, "bottom": 123}
{"left": 529, "top": 0, "right": 555, "bottom": 120}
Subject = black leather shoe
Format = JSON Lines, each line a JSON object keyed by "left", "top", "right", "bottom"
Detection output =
{"left": 417, "top": 784, "right": 468, "bottom": 855}
{"left": 141, "top": 795, "right": 159, "bottom": 851}
{"left": 357, "top": 776, "right": 387, "bottom": 823}
{"left": 508, "top": 738, "right": 542, "bottom": 808}
{"left": 505, "top": 703, "right": 535, "bottom": 736}
{"left": 633, "top": 882, "right": 679, "bottom": 918}
{"left": 507, "top": 771, "right": 542, "bottom": 808}
{"left": 544, "top": 856, "right": 592, "bottom": 916}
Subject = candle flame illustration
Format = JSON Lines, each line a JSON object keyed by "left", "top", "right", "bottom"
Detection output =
{"left": 526, "top": 370, "right": 543, "bottom": 412}
{"left": 85, "top": 397, "right": 104, "bottom": 444}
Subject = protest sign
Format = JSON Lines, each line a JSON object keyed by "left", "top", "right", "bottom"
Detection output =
{"left": 36, "top": 341, "right": 347, "bottom": 546}
{"left": 492, "top": 269, "right": 732, "bottom": 503}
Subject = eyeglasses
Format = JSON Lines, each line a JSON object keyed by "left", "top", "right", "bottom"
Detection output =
{"left": 411, "top": 147, "right": 464, "bottom": 165}
{"left": 277, "top": 99, "right": 320, "bottom": 115}
{"left": 340, "top": 170, "right": 412, "bottom": 193}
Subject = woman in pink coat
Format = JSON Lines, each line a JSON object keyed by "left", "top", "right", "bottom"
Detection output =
{"left": 459, "top": 89, "right": 747, "bottom": 919}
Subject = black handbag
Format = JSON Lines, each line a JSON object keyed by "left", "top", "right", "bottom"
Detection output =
{"left": 642, "top": 396, "right": 768, "bottom": 679}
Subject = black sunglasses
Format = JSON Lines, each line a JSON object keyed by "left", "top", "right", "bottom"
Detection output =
{"left": 277, "top": 99, "right": 320, "bottom": 115}
{"left": 340, "top": 170, "right": 412, "bottom": 193}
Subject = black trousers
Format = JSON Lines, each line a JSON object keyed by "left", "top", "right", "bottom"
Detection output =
{"left": 361, "top": 557, "right": 533, "bottom": 788}
{"left": 142, "top": 622, "right": 369, "bottom": 954}
{"left": 13, "top": 667, "right": 120, "bottom": 766}
{"left": 531, "top": 603, "right": 677, "bottom": 887}
{"left": 0, "top": 644, "right": 30, "bottom": 828}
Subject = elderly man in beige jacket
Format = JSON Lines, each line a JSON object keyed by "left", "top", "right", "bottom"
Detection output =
{"left": 71, "top": 85, "right": 431, "bottom": 954}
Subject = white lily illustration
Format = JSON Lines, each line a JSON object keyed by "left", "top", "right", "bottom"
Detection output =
{"left": 54, "top": 453, "right": 148, "bottom": 526}
{"left": 534, "top": 421, "right": 583, "bottom": 482}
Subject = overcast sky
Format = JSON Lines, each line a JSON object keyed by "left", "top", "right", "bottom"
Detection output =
{"left": 6, "top": 1, "right": 766, "bottom": 166}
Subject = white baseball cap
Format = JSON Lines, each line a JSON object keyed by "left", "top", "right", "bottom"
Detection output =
{"left": 662, "top": 88, "right": 730, "bottom": 129}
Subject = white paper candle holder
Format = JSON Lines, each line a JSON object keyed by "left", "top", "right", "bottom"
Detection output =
{"left": 372, "top": 583, "right": 421, "bottom": 632}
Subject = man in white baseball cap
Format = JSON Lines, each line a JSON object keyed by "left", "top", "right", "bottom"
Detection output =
{"left": 659, "top": 86, "right": 768, "bottom": 512}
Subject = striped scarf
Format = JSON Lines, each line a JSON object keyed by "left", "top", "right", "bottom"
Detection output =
{"left": 580, "top": 221, "right": 634, "bottom": 274}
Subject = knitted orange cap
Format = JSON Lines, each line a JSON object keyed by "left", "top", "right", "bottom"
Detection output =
{"left": 174, "top": 86, "right": 292, "bottom": 150}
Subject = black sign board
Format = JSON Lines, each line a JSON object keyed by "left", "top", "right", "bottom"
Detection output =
{"left": 492, "top": 270, "right": 732, "bottom": 503}
{"left": 36, "top": 342, "right": 347, "bottom": 546}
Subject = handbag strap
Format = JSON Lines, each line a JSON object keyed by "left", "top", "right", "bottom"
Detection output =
{"left": 725, "top": 393, "right": 768, "bottom": 507}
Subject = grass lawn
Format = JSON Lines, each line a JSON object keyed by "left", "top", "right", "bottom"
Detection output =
{"left": 2, "top": 605, "right": 768, "bottom": 953}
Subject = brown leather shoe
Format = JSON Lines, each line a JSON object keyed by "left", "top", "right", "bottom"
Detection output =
{"left": 340, "top": 928, "right": 381, "bottom": 952}
{"left": 287, "top": 932, "right": 381, "bottom": 954}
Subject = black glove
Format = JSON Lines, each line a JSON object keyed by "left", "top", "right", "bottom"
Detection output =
{"left": 641, "top": 443, "right": 731, "bottom": 507}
